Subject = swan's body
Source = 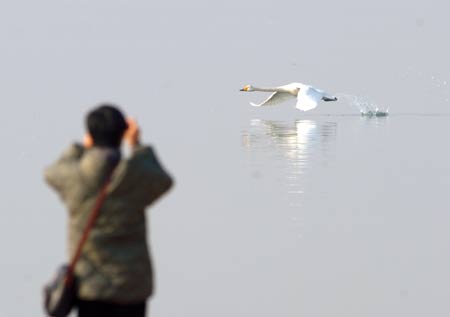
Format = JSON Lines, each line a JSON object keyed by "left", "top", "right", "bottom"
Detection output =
{"left": 240, "top": 82, "right": 337, "bottom": 111}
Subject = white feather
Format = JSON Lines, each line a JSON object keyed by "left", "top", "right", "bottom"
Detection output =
{"left": 250, "top": 91, "right": 295, "bottom": 107}
{"left": 296, "top": 86, "right": 322, "bottom": 111}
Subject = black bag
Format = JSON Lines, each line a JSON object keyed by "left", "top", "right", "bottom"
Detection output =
{"left": 44, "top": 265, "right": 77, "bottom": 317}
{"left": 43, "top": 173, "right": 113, "bottom": 317}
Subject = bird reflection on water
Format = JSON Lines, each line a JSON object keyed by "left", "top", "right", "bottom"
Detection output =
{"left": 242, "top": 119, "right": 337, "bottom": 237}
{"left": 242, "top": 119, "right": 337, "bottom": 198}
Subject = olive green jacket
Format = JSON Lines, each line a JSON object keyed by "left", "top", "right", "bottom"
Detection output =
{"left": 45, "top": 143, "right": 173, "bottom": 304}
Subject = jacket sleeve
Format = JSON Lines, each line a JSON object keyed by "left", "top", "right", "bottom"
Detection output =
{"left": 125, "top": 145, "right": 173, "bottom": 207}
{"left": 45, "top": 144, "right": 120, "bottom": 210}
{"left": 44, "top": 143, "right": 85, "bottom": 199}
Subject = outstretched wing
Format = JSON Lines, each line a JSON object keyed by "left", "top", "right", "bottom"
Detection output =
{"left": 251, "top": 91, "right": 295, "bottom": 107}
{"left": 296, "top": 86, "right": 323, "bottom": 111}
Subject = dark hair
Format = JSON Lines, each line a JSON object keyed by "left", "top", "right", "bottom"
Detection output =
{"left": 86, "top": 104, "right": 128, "bottom": 148}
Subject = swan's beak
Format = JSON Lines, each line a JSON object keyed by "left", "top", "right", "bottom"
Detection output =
{"left": 240, "top": 88, "right": 245, "bottom": 91}
{"left": 240, "top": 85, "right": 250, "bottom": 92}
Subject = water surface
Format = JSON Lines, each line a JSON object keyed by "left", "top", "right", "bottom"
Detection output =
{"left": 236, "top": 114, "right": 450, "bottom": 317}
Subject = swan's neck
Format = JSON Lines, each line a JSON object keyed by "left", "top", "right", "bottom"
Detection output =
{"left": 252, "top": 86, "right": 280, "bottom": 92}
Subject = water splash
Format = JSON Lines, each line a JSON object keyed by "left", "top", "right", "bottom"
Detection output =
{"left": 336, "top": 93, "right": 389, "bottom": 117}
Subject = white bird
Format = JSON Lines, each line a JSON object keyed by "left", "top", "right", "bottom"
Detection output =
{"left": 240, "top": 82, "right": 338, "bottom": 111}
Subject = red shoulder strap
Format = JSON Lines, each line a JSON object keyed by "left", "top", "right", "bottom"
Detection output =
{"left": 64, "top": 175, "right": 113, "bottom": 286}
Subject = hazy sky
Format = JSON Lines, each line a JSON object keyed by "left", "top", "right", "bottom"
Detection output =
{"left": 1, "top": 1, "right": 449, "bottom": 316}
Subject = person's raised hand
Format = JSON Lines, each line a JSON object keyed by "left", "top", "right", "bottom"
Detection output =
{"left": 124, "top": 117, "right": 141, "bottom": 146}
{"left": 83, "top": 133, "right": 94, "bottom": 148}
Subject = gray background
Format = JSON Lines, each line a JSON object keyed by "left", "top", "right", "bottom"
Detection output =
{"left": 1, "top": 1, "right": 449, "bottom": 316}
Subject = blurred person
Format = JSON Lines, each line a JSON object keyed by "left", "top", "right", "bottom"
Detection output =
{"left": 45, "top": 104, "right": 173, "bottom": 317}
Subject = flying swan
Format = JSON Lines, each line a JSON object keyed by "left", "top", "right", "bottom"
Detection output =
{"left": 240, "top": 82, "right": 338, "bottom": 111}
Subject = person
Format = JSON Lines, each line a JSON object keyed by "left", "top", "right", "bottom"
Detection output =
{"left": 44, "top": 104, "right": 173, "bottom": 317}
